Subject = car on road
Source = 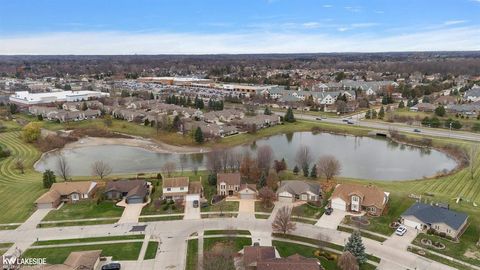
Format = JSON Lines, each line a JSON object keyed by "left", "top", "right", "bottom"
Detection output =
{"left": 413, "top": 128, "right": 421, "bottom": 133}
{"left": 395, "top": 225, "right": 407, "bottom": 236}
{"left": 325, "top": 207, "right": 333, "bottom": 215}
{"left": 315, "top": 117, "right": 322, "bottom": 121}
{"left": 193, "top": 200, "right": 199, "bottom": 208}
{"left": 102, "top": 263, "right": 121, "bottom": 270}
{"left": 347, "top": 120, "right": 354, "bottom": 125}
{"left": 342, "top": 119, "right": 349, "bottom": 122}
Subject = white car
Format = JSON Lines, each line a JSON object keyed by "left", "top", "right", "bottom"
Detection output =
{"left": 395, "top": 225, "right": 407, "bottom": 236}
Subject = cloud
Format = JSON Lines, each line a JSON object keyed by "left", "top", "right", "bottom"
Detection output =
{"left": 0, "top": 26, "right": 479, "bottom": 54}
{"left": 323, "top": 4, "right": 333, "bottom": 8}
{"left": 443, "top": 20, "right": 467, "bottom": 25}
{"left": 344, "top": 6, "right": 362, "bottom": 12}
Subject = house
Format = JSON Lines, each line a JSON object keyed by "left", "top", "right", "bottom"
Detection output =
{"left": 257, "top": 254, "right": 322, "bottom": 270}
{"left": 217, "top": 172, "right": 241, "bottom": 196}
{"left": 400, "top": 203, "right": 469, "bottom": 238}
{"left": 463, "top": 85, "right": 480, "bottom": 102}
{"left": 21, "top": 250, "right": 101, "bottom": 270}
{"left": 433, "top": 96, "right": 457, "bottom": 106}
{"left": 240, "top": 246, "right": 322, "bottom": 270}
{"left": 35, "top": 181, "right": 97, "bottom": 209}
{"left": 238, "top": 183, "right": 258, "bottom": 200}
{"left": 276, "top": 180, "right": 322, "bottom": 203}
{"left": 410, "top": 103, "right": 436, "bottom": 112}
{"left": 330, "top": 183, "right": 389, "bottom": 216}
{"left": 104, "top": 180, "right": 149, "bottom": 204}
{"left": 163, "top": 177, "right": 189, "bottom": 201}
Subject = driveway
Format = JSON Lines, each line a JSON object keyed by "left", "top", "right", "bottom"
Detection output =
{"left": 315, "top": 209, "right": 346, "bottom": 229}
{"left": 184, "top": 194, "right": 200, "bottom": 220}
{"left": 384, "top": 226, "right": 418, "bottom": 250}
{"left": 17, "top": 208, "right": 52, "bottom": 230}
{"left": 238, "top": 199, "right": 255, "bottom": 219}
{"left": 118, "top": 202, "right": 144, "bottom": 224}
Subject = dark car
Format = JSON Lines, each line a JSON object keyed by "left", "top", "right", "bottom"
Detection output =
{"left": 325, "top": 207, "right": 333, "bottom": 215}
{"left": 193, "top": 200, "right": 199, "bottom": 208}
{"left": 413, "top": 128, "right": 421, "bottom": 133}
{"left": 315, "top": 117, "right": 322, "bottom": 121}
{"left": 347, "top": 121, "right": 354, "bottom": 125}
{"left": 102, "top": 263, "right": 121, "bottom": 270}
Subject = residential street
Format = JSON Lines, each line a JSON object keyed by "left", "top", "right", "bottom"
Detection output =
{"left": 0, "top": 217, "right": 457, "bottom": 270}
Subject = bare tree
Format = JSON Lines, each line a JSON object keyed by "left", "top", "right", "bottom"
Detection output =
{"left": 468, "top": 144, "right": 479, "bottom": 180}
{"left": 56, "top": 153, "right": 70, "bottom": 181}
{"left": 14, "top": 159, "right": 25, "bottom": 174}
{"left": 206, "top": 148, "right": 223, "bottom": 174}
{"left": 266, "top": 169, "right": 279, "bottom": 190}
{"left": 179, "top": 154, "right": 188, "bottom": 175}
{"left": 272, "top": 206, "right": 296, "bottom": 234}
{"left": 258, "top": 187, "right": 276, "bottom": 208}
{"left": 338, "top": 251, "right": 359, "bottom": 270}
{"left": 295, "top": 145, "right": 312, "bottom": 169}
{"left": 231, "top": 151, "right": 243, "bottom": 172}
{"left": 91, "top": 160, "right": 112, "bottom": 179}
{"left": 161, "top": 162, "right": 176, "bottom": 177}
{"left": 317, "top": 155, "right": 341, "bottom": 181}
{"left": 256, "top": 145, "right": 274, "bottom": 173}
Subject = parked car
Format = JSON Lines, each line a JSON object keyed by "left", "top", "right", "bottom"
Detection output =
{"left": 325, "top": 207, "right": 333, "bottom": 215}
{"left": 102, "top": 263, "right": 121, "bottom": 270}
{"left": 193, "top": 200, "right": 199, "bottom": 208}
{"left": 342, "top": 119, "right": 349, "bottom": 122}
{"left": 315, "top": 117, "right": 322, "bottom": 121}
{"left": 395, "top": 225, "right": 407, "bottom": 236}
{"left": 347, "top": 121, "right": 354, "bottom": 125}
{"left": 413, "top": 128, "right": 421, "bottom": 133}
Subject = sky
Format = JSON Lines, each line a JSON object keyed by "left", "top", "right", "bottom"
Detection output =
{"left": 0, "top": 0, "right": 479, "bottom": 54}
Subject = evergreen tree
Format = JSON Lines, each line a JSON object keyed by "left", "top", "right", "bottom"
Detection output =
{"left": 264, "top": 106, "right": 272, "bottom": 115}
{"left": 207, "top": 174, "right": 217, "bottom": 186}
{"left": 42, "top": 169, "right": 56, "bottom": 188}
{"left": 37, "top": 114, "right": 43, "bottom": 121}
{"left": 310, "top": 164, "right": 317, "bottom": 178}
{"left": 344, "top": 231, "right": 367, "bottom": 264}
{"left": 378, "top": 106, "right": 385, "bottom": 119}
{"left": 172, "top": 115, "right": 181, "bottom": 131}
{"left": 398, "top": 100, "right": 405, "bottom": 109}
{"left": 293, "top": 165, "right": 299, "bottom": 175}
{"left": 364, "top": 110, "right": 371, "bottom": 119}
{"left": 435, "top": 105, "right": 446, "bottom": 117}
{"left": 302, "top": 164, "right": 309, "bottom": 177}
{"left": 194, "top": 127, "right": 204, "bottom": 144}
{"left": 371, "top": 110, "right": 377, "bottom": 119}
{"left": 284, "top": 107, "right": 296, "bottom": 122}
{"left": 259, "top": 172, "right": 267, "bottom": 187}
{"left": 149, "top": 92, "right": 155, "bottom": 100}
{"left": 144, "top": 118, "right": 150, "bottom": 126}
{"left": 81, "top": 101, "right": 88, "bottom": 111}
{"left": 407, "top": 99, "right": 413, "bottom": 107}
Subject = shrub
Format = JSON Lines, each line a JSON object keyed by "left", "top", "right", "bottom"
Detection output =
{"left": 162, "top": 204, "right": 170, "bottom": 211}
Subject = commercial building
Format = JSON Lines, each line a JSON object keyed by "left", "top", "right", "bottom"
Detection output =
{"left": 9, "top": 90, "right": 109, "bottom": 106}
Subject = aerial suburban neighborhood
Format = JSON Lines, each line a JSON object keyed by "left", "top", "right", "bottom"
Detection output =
{"left": 1, "top": 1, "right": 480, "bottom": 270}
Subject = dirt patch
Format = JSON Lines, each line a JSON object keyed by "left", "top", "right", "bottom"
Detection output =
{"left": 464, "top": 248, "right": 480, "bottom": 260}
{"left": 210, "top": 242, "right": 234, "bottom": 254}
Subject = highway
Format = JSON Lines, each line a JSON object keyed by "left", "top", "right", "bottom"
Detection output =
{"left": 273, "top": 111, "right": 480, "bottom": 142}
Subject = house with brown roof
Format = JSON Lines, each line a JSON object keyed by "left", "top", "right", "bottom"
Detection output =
{"left": 330, "top": 183, "right": 390, "bottom": 216}
{"left": 104, "top": 179, "right": 149, "bottom": 204}
{"left": 35, "top": 181, "right": 97, "bottom": 209}
{"left": 162, "top": 177, "right": 203, "bottom": 202}
{"left": 216, "top": 173, "right": 258, "bottom": 199}
{"left": 239, "top": 246, "right": 322, "bottom": 270}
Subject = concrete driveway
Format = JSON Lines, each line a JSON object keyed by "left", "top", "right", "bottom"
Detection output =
{"left": 384, "top": 226, "right": 418, "bottom": 250}
{"left": 237, "top": 199, "right": 255, "bottom": 219}
{"left": 17, "top": 208, "right": 52, "bottom": 230}
{"left": 315, "top": 209, "right": 346, "bottom": 229}
{"left": 184, "top": 195, "right": 201, "bottom": 220}
{"left": 118, "top": 201, "right": 145, "bottom": 224}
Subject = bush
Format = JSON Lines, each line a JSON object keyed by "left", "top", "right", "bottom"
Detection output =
{"left": 427, "top": 228, "right": 435, "bottom": 235}
{"left": 162, "top": 204, "right": 170, "bottom": 211}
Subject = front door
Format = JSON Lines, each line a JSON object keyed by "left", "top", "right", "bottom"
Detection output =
{"left": 351, "top": 195, "right": 360, "bottom": 212}
{"left": 228, "top": 190, "right": 234, "bottom": 196}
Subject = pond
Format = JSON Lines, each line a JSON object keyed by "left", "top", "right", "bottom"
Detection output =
{"left": 34, "top": 132, "right": 457, "bottom": 181}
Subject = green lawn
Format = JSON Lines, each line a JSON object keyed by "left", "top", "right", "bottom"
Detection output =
{"left": 255, "top": 201, "right": 274, "bottom": 213}
{"left": 43, "top": 201, "right": 124, "bottom": 221}
{"left": 143, "top": 241, "right": 159, "bottom": 260}
{"left": 204, "top": 230, "right": 251, "bottom": 236}
{"left": 201, "top": 201, "right": 239, "bottom": 212}
{"left": 32, "top": 235, "right": 145, "bottom": 246}
{"left": 337, "top": 226, "right": 387, "bottom": 242}
{"left": 412, "top": 225, "right": 480, "bottom": 266}
{"left": 138, "top": 215, "right": 184, "bottom": 222}
{"left": 37, "top": 219, "right": 118, "bottom": 228}
{"left": 185, "top": 239, "right": 198, "bottom": 270}
{"left": 408, "top": 246, "right": 473, "bottom": 270}
{"left": 22, "top": 242, "right": 143, "bottom": 264}
{"left": 292, "top": 203, "right": 325, "bottom": 219}
{"left": 203, "top": 237, "right": 252, "bottom": 253}
{"left": 272, "top": 240, "right": 376, "bottom": 270}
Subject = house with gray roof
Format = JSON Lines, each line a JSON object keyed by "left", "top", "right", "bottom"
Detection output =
{"left": 276, "top": 180, "right": 322, "bottom": 203}
{"left": 463, "top": 85, "right": 480, "bottom": 102}
{"left": 400, "top": 202, "right": 469, "bottom": 238}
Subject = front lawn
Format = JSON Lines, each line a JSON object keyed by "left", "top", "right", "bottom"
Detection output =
{"left": 22, "top": 242, "right": 143, "bottom": 264}
{"left": 204, "top": 230, "right": 251, "bottom": 236}
{"left": 33, "top": 235, "right": 145, "bottom": 246}
{"left": 185, "top": 239, "right": 198, "bottom": 270}
{"left": 37, "top": 219, "right": 118, "bottom": 228}
{"left": 412, "top": 225, "right": 480, "bottom": 266}
{"left": 138, "top": 215, "right": 184, "bottom": 222}
{"left": 43, "top": 201, "right": 124, "bottom": 221}
{"left": 255, "top": 201, "right": 274, "bottom": 213}
{"left": 201, "top": 201, "right": 239, "bottom": 212}
{"left": 203, "top": 237, "right": 252, "bottom": 253}
{"left": 292, "top": 203, "right": 324, "bottom": 219}
{"left": 144, "top": 241, "right": 159, "bottom": 260}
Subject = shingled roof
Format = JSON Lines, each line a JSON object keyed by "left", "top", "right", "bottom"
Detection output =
{"left": 331, "top": 183, "right": 388, "bottom": 209}
{"left": 401, "top": 203, "right": 468, "bottom": 230}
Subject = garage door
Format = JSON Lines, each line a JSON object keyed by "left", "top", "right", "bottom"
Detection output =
{"left": 126, "top": 197, "right": 144, "bottom": 204}
{"left": 240, "top": 193, "right": 255, "bottom": 200}
{"left": 278, "top": 196, "right": 294, "bottom": 203}
{"left": 331, "top": 198, "right": 346, "bottom": 211}
{"left": 186, "top": 194, "right": 200, "bottom": 202}
{"left": 403, "top": 219, "right": 422, "bottom": 229}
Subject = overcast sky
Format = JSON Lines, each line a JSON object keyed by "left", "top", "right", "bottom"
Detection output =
{"left": 0, "top": 0, "right": 479, "bottom": 54}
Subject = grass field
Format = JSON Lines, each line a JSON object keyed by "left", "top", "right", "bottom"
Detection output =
{"left": 143, "top": 241, "right": 159, "bottom": 260}
{"left": 22, "top": 242, "right": 143, "bottom": 264}
{"left": 185, "top": 239, "right": 198, "bottom": 270}
{"left": 32, "top": 235, "right": 145, "bottom": 246}
{"left": 43, "top": 201, "right": 124, "bottom": 221}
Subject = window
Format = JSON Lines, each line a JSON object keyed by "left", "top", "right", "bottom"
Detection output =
{"left": 180, "top": 187, "right": 184, "bottom": 191}
{"left": 167, "top": 188, "right": 171, "bottom": 191}
{"left": 352, "top": 196, "right": 359, "bottom": 202}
